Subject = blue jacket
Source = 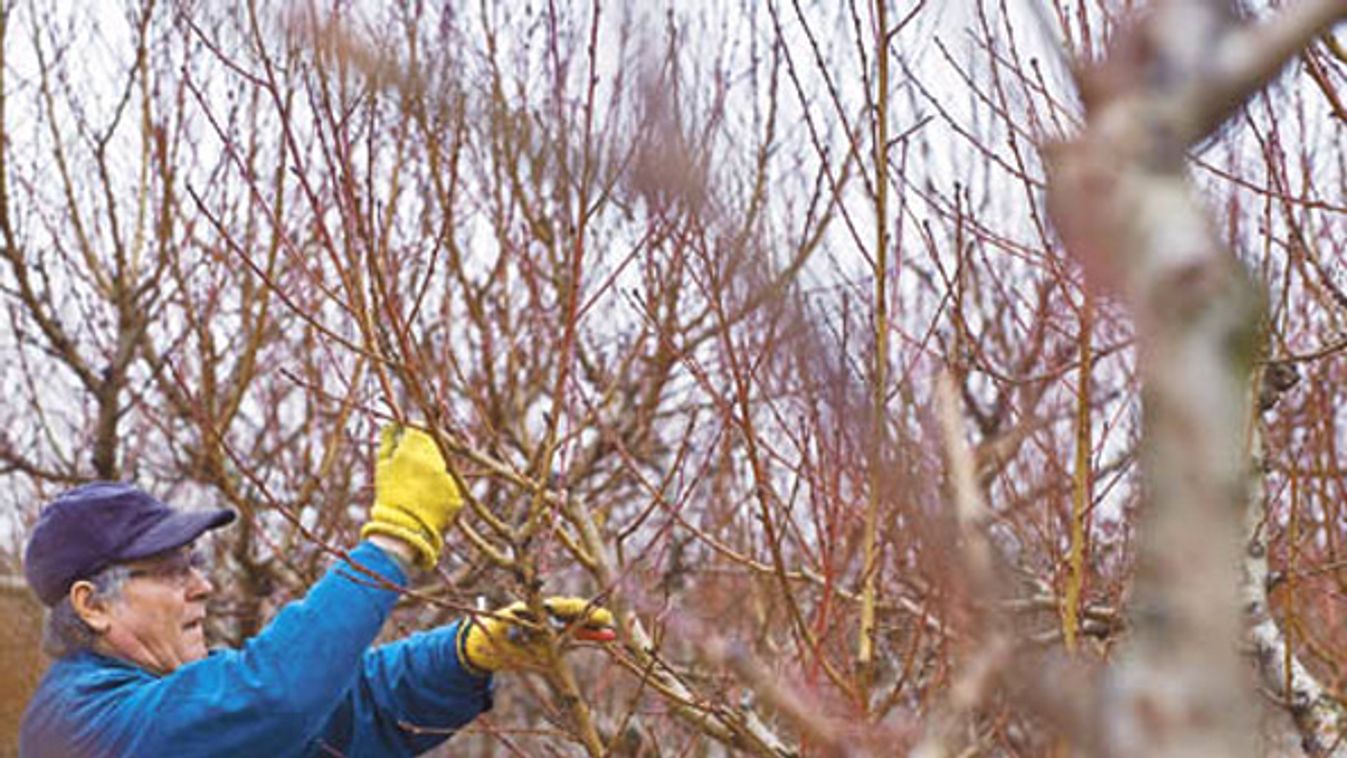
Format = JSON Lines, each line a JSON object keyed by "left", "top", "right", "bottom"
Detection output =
{"left": 19, "top": 542, "right": 492, "bottom": 756}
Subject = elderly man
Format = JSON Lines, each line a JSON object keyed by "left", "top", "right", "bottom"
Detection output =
{"left": 18, "top": 427, "right": 613, "bottom": 757}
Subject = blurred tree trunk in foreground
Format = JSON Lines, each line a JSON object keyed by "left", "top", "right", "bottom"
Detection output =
{"left": 1047, "top": 2, "right": 1345, "bottom": 754}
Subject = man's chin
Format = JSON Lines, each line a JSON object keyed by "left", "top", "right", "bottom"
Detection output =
{"left": 180, "top": 633, "right": 210, "bottom": 665}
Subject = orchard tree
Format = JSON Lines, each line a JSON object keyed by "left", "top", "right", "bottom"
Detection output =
{"left": 3, "top": 0, "right": 1347, "bottom": 755}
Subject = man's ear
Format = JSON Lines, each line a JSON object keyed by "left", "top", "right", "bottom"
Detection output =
{"left": 70, "top": 581, "right": 113, "bottom": 634}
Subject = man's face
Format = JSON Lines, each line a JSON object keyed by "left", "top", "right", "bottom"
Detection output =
{"left": 100, "top": 546, "right": 214, "bottom": 675}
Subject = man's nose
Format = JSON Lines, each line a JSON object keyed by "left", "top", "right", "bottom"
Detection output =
{"left": 186, "top": 567, "right": 214, "bottom": 597}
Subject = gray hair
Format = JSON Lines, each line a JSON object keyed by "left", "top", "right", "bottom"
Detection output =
{"left": 41, "top": 564, "right": 132, "bottom": 658}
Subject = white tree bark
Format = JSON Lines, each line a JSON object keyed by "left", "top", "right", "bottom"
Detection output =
{"left": 1245, "top": 379, "right": 1347, "bottom": 757}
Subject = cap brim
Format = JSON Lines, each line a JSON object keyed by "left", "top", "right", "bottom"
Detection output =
{"left": 120, "top": 509, "right": 236, "bottom": 561}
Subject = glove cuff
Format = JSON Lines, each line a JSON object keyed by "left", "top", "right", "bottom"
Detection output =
{"left": 367, "top": 503, "right": 443, "bottom": 550}
{"left": 456, "top": 618, "right": 496, "bottom": 677}
{"left": 360, "top": 520, "right": 439, "bottom": 569}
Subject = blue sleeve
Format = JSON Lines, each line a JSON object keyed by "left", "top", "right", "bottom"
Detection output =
{"left": 110, "top": 541, "right": 410, "bottom": 756}
{"left": 315, "top": 621, "right": 493, "bottom": 755}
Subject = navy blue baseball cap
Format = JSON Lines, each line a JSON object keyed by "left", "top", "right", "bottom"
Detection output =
{"left": 23, "top": 482, "right": 235, "bottom": 606}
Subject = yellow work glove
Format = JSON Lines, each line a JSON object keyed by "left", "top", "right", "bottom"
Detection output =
{"left": 456, "top": 596, "right": 616, "bottom": 675}
{"left": 360, "top": 425, "right": 463, "bottom": 569}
